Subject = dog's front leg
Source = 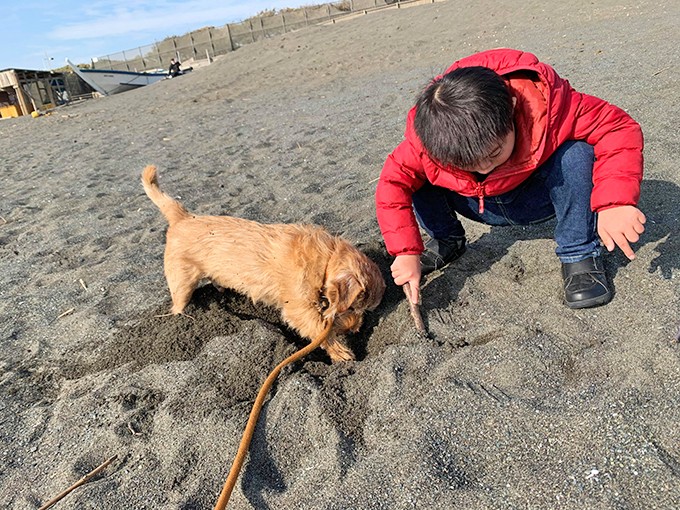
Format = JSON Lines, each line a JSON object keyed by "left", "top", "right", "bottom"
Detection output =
{"left": 281, "top": 307, "right": 354, "bottom": 362}
{"left": 320, "top": 332, "right": 354, "bottom": 362}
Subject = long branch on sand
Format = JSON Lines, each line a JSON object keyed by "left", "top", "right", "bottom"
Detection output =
{"left": 39, "top": 455, "right": 118, "bottom": 510}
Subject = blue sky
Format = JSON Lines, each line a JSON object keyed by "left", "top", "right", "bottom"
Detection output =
{"left": 2, "top": 1, "right": 311, "bottom": 71}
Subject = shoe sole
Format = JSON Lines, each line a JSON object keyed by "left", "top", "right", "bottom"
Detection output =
{"left": 565, "top": 291, "right": 612, "bottom": 309}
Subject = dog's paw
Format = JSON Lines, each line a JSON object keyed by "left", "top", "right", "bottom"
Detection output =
{"left": 323, "top": 339, "right": 355, "bottom": 363}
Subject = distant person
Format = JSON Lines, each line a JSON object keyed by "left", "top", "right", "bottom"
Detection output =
{"left": 168, "top": 58, "right": 181, "bottom": 78}
{"left": 376, "top": 48, "right": 645, "bottom": 309}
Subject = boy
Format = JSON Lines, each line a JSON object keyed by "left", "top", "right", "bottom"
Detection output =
{"left": 375, "top": 49, "right": 645, "bottom": 309}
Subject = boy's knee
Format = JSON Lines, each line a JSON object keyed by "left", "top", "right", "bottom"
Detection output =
{"left": 559, "top": 141, "right": 594, "bottom": 169}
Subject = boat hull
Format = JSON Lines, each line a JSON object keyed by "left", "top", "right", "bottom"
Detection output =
{"left": 66, "top": 59, "right": 166, "bottom": 96}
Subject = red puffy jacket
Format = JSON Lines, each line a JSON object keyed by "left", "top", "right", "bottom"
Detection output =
{"left": 375, "top": 49, "right": 644, "bottom": 256}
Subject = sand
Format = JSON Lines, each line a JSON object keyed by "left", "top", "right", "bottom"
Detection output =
{"left": 1, "top": 0, "right": 679, "bottom": 508}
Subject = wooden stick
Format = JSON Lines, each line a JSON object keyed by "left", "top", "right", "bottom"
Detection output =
{"left": 56, "top": 308, "right": 75, "bottom": 320}
{"left": 154, "top": 311, "right": 195, "bottom": 321}
{"left": 402, "top": 283, "right": 427, "bottom": 335}
{"left": 39, "top": 455, "right": 117, "bottom": 510}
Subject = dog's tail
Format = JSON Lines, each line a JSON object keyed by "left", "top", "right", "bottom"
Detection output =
{"left": 141, "top": 165, "right": 191, "bottom": 226}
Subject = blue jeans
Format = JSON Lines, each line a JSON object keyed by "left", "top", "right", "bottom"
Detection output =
{"left": 412, "top": 141, "right": 601, "bottom": 263}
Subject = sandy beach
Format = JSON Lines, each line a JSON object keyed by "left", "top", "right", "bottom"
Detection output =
{"left": 1, "top": 0, "right": 679, "bottom": 508}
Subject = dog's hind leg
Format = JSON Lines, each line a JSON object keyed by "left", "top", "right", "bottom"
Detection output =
{"left": 165, "top": 264, "right": 202, "bottom": 314}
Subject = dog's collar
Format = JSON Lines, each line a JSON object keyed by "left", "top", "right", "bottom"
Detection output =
{"left": 317, "top": 262, "right": 331, "bottom": 314}
{"left": 317, "top": 290, "right": 330, "bottom": 313}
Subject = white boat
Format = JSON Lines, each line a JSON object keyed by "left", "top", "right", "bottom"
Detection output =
{"left": 66, "top": 59, "right": 166, "bottom": 96}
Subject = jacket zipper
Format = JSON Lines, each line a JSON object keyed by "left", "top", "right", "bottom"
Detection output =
{"left": 476, "top": 183, "right": 485, "bottom": 214}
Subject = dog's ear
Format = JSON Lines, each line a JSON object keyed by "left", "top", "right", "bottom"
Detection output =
{"left": 324, "top": 272, "right": 364, "bottom": 318}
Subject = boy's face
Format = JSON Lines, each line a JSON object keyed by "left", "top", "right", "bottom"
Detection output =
{"left": 465, "top": 125, "right": 515, "bottom": 175}
{"left": 464, "top": 95, "right": 517, "bottom": 175}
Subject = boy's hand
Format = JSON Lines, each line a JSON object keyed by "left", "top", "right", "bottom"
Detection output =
{"left": 597, "top": 205, "right": 646, "bottom": 260}
{"left": 391, "top": 254, "right": 422, "bottom": 304}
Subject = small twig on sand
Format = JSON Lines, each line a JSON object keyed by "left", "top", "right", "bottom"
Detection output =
{"left": 154, "top": 311, "right": 195, "bottom": 321}
{"left": 79, "top": 279, "right": 88, "bottom": 291}
{"left": 367, "top": 176, "right": 380, "bottom": 184}
{"left": 0, "top": 216, "right": 7, "bottom": 225}
{"left": 653, "top": 66, "right": 670, "bottom": 76}
{"left": 127, "top": 422, "right": 142, "bottom": 436}
{"left": 402, "top": 283, "right": 428, "bottom": 335}
{"left": 56, "top": 308, "right": 75, "bottom": 320}
{"left": 38, "top": 455, "right": 118, "bottom": 510}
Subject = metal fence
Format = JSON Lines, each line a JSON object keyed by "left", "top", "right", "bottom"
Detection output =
{"left": 91, "top": 0, "right": 425, "bottom": 72}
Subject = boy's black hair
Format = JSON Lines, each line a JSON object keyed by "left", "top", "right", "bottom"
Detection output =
{"left": 414, "top": 66, "right": 514, "bottom": 169}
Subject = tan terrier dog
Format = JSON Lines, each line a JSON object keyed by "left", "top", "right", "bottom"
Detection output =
{"left": 141, "top": 165, "right": 385, "bottom": 361}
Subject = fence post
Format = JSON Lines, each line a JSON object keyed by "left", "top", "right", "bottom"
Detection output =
{"left": 304, "top": 8, "right": 309, "bottom": 26}
{"left": 208, "top": 28, "right": 216, "bottom": 57}
{"left": 189, "top": 32, "right": 196, "bottom": 60}
{"left": 281, "top": 13, "right": 286, "bottom": 33}
{"left": 327, "top": 4, "right": 331, "bottom": 20}
{"left": 156, "top": 42, "right": 162, "bottom": 68}
{"left": 249, "top": 19, "right": 255, "bottom": 43}
{"left": 259, "top": 16, "right": 265, "bottom": 38}
{"left": 226, "top": 24, "right": 235, "bottom": 51}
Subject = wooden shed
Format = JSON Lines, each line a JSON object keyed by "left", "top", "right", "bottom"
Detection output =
{"left": 0, "top": 68, "right": 69, "bottom": 118}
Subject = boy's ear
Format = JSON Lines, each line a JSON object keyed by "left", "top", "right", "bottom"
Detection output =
{"left": 512, "top": 96, "right": 517, "bottom": 109}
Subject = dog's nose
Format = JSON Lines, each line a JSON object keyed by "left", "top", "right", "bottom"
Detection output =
{"left": 336, "top": 314, "right": 362, "bottom": 333}
{"left": 348, "top": 315, "right": 363, "bottom": 333}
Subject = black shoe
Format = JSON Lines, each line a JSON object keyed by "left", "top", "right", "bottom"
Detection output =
{"left": 421, "top": 237, "right": 466, "bottom": 275}
{"left": 561, "top": 256, "right": 611, "bottom": 309}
